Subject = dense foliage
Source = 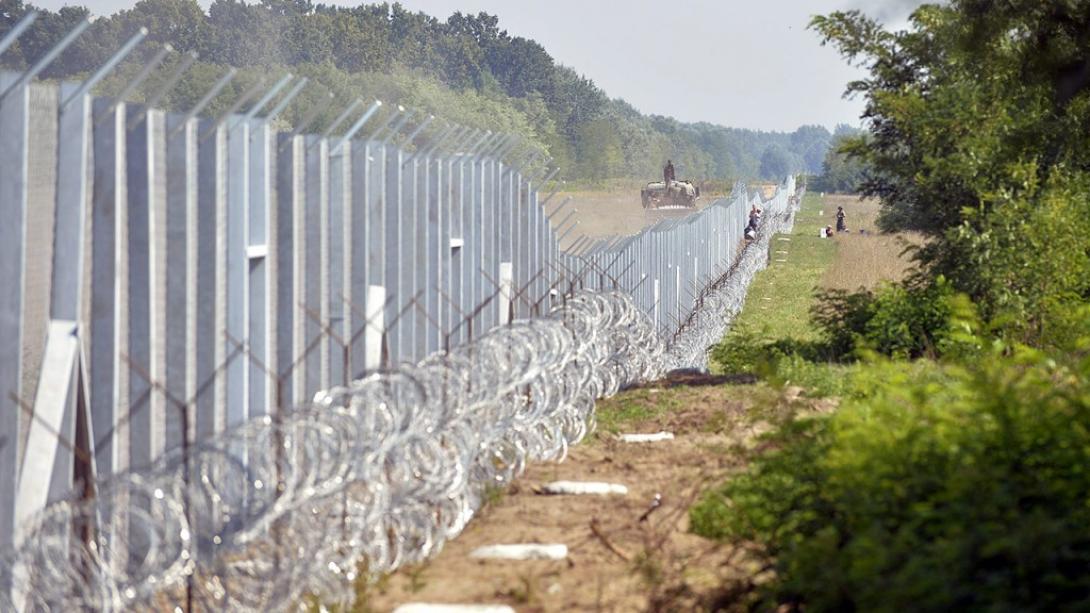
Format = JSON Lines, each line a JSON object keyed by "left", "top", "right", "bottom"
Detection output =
{"left": 701, "top": 3, "right": 1090, "bottom": 610}
{"left": 713, "top": 280, "right": 955, "bottom": 378}
{"left": 695, "top": 320, "right": 1090, "bottom": 612}
{"left": 807, "top": 127, "right": 867, "bottom": 193}
{"left": 812, "top": 1, "right": 1090, "bottom": 341}
{"left": 812, "top": 280, "right": 955, "bottom": 360}
{"left": 0, "top": 0, "right": 837, "bottom": 182}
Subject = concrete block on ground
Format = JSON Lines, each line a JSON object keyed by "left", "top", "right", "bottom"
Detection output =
{"left": 617, "top": 432, "right": 675, "bottom": 444}
{"left": 538, "top": 481, "right": 628, "bottom": 496}
{"left": 469, "top": 543, "right": 568, "bottom": 561}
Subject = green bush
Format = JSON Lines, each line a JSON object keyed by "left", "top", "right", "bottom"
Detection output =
{"left": 809, "top": 288, "right": 878, "bottom": 359}
{"left": 711, "top": 324, "right": 851, "bottom": 397}
{"left": 711, "top": 326, "right": 771, "bottom": 375}
{"left": 812, "top": 5, "right": 1090, "bottom": 347}
{"left": 692, "top": 340, "right": 1090, "bottom": 612}
{"left": 713, "top": 281, "right": 955, "bottom": 392}
{"left": 812, "top": 280, "right": 955, "bottom": 360}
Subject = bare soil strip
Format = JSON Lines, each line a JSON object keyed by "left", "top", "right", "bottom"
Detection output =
{"left": 365, "top": 382, "right": 818, "bottom": 612}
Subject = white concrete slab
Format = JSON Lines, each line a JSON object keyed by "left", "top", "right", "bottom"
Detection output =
{"left": 617, "top": 432, "right": 675, "bottom": 444}
{"left": 469, "top": 543, "right": 568, "bottom": 561}
{"left": 539, "top": 481, "right": 628, "bottom": 496}
{"left": 394, "top": 605, "right": 515, "bottom": 613}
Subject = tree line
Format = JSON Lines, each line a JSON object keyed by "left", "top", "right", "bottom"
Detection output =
{"left": 0, "top": 0, "right": 839, "bottom": 183}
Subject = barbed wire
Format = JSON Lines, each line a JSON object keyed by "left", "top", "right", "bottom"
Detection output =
{"left": 0, "top": 11, "right": 807, "bottom": 610}
{"left": 0, "top": 187, "right": 799, "bottom": 612}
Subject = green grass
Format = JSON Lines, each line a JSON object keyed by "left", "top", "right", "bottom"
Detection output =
{"left": 594, "top": 388, "right": 683, "bottom": 435}
{"left": 726, "top": 193, "right": 837, "bottom": 346}
{"left": 711, "top": 193, "right": 876, "bottom": 396}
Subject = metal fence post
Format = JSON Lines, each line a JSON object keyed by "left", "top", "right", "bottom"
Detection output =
{"left": 248, "top": 117, "right": 272, "bottom": 418}
{"left": 303, "top": 135, "right": 326, "bottom": 398}
{"left": 124, "top": 102, "right": 158, "bottom": 470}
{"left": 87, "top": 96, "right": 122, "bottom": 482}
{"left": 403, "top": 151, "right": 422, "bottom": 359}
{"left": 446, "top": 149, "right": 463, "bottom": 344}
{"left": 0, "top": 71, "right": 29, "bottom": 554}
{"left": 196, "top": 117, "right": 225, "bottom": 436}
{"left": 366, "top": 140, "right": 386, "bottom": 364}
{"left": 274, "top": 133, "right": 302, "bottom": 407}
{"left": 480, "top": 156, "right": 497, "bottom": 331}
{"left": 346, "top": 140, "right": 370, "bottom": 378}
{"left": 165, "top": 111, "right": 195, "bottom": 451}
{"left": 20, "top": 80, "right": 92, "bottom": 519}
{"left": 425, "top": 151, "right": 443, "bottom": 353}
{"left": 383, "top": 142, "right": 403, "bottom": 363}
{"left": 328, "top": 129, "right": 349, "bottom": 385}
{"left": 221, "top": 115, "right": 248, "bottom": 430}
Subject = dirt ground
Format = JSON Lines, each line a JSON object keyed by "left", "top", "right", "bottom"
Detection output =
{"left": 546, "top": 189, "right": 723, "bottom": 250}
{"left": 364, "top": 380, "right": 825, "bottom": 612}
{"left": 361, "top": 190, "right": 840, "bottom": 612}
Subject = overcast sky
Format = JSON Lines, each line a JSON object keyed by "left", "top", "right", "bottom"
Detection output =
{"left": 32, "top": 0, "right": 927, "bottom": 132}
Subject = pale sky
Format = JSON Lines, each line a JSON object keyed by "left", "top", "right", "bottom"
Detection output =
{"left": 34, "top": 0, "right": 927, "bottom": 132}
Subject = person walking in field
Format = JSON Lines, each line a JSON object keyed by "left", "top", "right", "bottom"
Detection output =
{"left": 836, "top": 206, "right": 847, "bottom": 233}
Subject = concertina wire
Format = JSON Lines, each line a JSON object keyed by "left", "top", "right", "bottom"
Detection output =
{"left": 0, "top": 192, "right": 798, "bottom": 611}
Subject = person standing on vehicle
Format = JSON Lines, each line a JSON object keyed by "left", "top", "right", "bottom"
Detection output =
{"left": 664, "top": 160, "right": 675, "bottom": 186}
{"left": 836, "top": 206, "right": 847, "bottom": 232}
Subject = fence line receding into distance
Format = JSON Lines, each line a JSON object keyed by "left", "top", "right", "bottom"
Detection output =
{"left": 0, "top": 14, "right": 801, "bottom": 612}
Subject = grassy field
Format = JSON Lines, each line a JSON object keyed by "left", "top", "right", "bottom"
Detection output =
{"left": 724, "top": 193, "right": 918, "bottom": 346}
{"left": 728, "top": 192, "right": 836, "bottom": 343}
{"left": 819, "top": 194, "right": 922, "bottom": 291}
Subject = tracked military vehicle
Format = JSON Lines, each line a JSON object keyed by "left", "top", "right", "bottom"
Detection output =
{"left": 641, "top": 179, "right": 700, "bottom": 209}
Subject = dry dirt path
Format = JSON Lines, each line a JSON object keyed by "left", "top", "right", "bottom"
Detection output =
{"left": 547, "top": 189, "right": 725, "bottom": 250}
{"left": 363, "top": 381, "right": 813, "bottom": 612}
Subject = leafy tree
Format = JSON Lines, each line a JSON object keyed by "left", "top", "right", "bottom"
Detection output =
{"left": 123, "top": 0, "right": 208, "bottom": 54}
{"left": 813, "top": 2, "right": 1090, "bottom": 339}
{"left": 575, "top": 118, "right": 623, "bottom": 182}
{"left": 0, "top": 0, "right": 840, "bottom": 185}
{"left": 759, "top": 143, "right": 793, "bottom": 179}
{"left": 790, "top": 124, "right": 832, "bottom": 173}
{"left": 695, "top": 329, "right": 1090, "bottom": 611}
{"left": 811, "top": 131, "right": 867, "bottom": 193}
{"left": 205, "top": 0, "right": 284, "bottom": 66}
{"left": 14, "top": 4, "right": 91, "bottom": 76}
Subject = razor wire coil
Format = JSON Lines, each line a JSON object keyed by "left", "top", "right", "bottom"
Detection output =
{"left": 1, "top": 191, "right": 799, "bottom": 612}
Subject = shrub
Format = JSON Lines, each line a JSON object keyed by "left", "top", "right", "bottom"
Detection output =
{"left": 713, "top": 280, "right": 955, "bottom": 387}
{"left": 809, "top": 288, "right": 877, "bottom": 359}
{"left": 692, "top": 341, "right": 1090, "bottom": 612}
{"left": 812, "top": 279, "right": 954, "bottom": 360}
{"left": 711, "top": 325, "right": 770, "bottom": 375}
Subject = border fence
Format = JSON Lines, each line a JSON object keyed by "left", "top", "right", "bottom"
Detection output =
{"left": 0, "top": 12, "right": 800, "bottom": 612}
